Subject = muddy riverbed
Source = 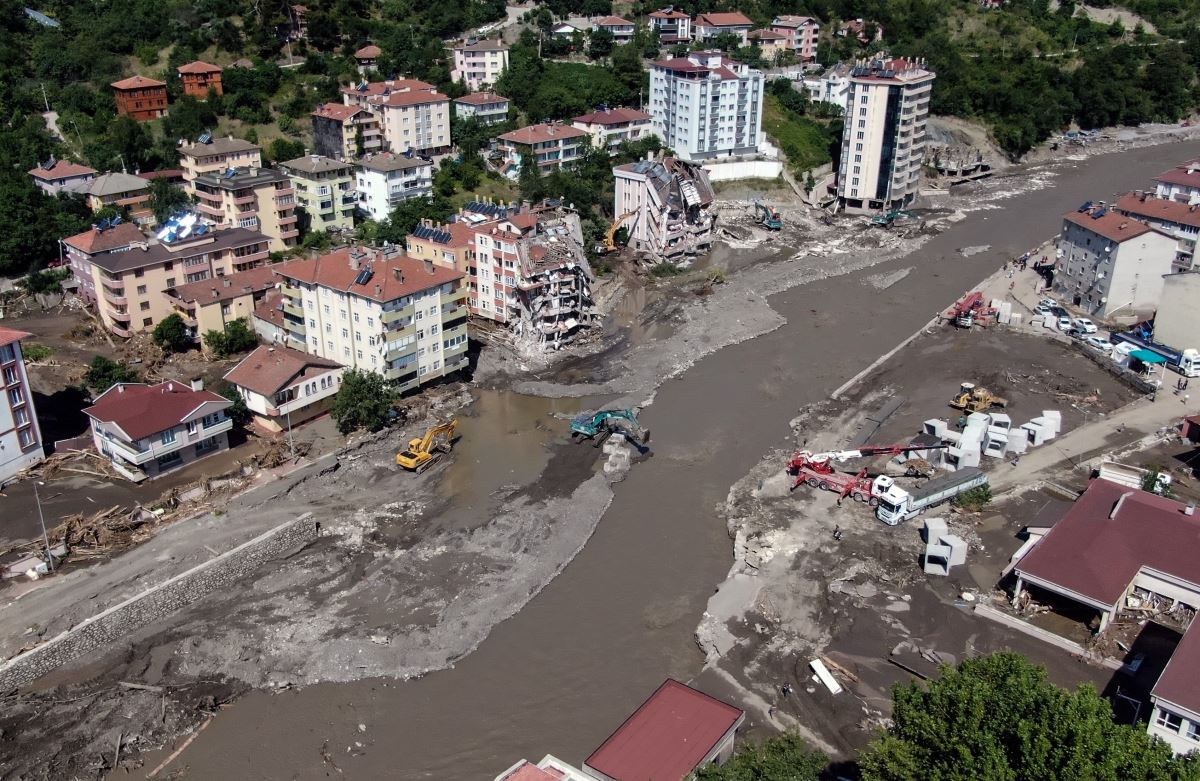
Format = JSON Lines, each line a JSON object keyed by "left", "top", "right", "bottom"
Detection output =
{"left": 4, "top": 136, "right": 1199, "bottom": 780}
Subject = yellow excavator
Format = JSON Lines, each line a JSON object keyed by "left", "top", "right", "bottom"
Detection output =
{"left": 949, "top": 382, "right": 1008, "bottom": 413}
{"left": 396, "top": 419, "right": 458, "bottom": 472}
{"left": 602, "top": 210, "right": 636, "bottom": 253}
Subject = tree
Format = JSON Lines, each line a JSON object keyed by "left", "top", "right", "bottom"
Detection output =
{"left": 218, "top": 383, "right": 251, "bottom": 427}
{"left": 587, "top": 28, "right": 614, "bottom": 59}
{"left": 148, "top": 178, "right": 193, "bottom": 223}
{"left": 83, "top": 355, "right": 139, "bottom": 392}
{"left": 269, "top": 137, "right": 306, "bottom": 163}
{"left": 332, "top": 369, "right": 396, "bottom": 434}
{"left": 152, "top": 313, "right": 192, "bottom": 353}
{"left": 859, "top": 653, "right": 1200, "bottom": 781}
{"left": 203, "top": 318, "right": 259, "bottom": 358}
{"left": 694, "top": 733, "right": 825, "bottom": 780}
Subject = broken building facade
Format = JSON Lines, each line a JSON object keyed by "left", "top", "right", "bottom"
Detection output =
{"left": 613, "top": 156, "right": 716, "bottom": 262}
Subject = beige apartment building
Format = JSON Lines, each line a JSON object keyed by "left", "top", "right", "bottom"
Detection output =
{"left": 369, "top": 89, "right": 452, "bottom": 157}
{"left": 406, "top": 219, "right": 478, "bottom": 276}
{"left": 278, "top": 155, "right": 357, "bottom": 233}
{"left": 164, "top": 264, "right": 281, "bottom": 347}
{"left": 450, "top": 39, "right": 509, "bottom": 91}
{"left": 178, "top": 136, "right": 263, "bottom": 194}
{"left": 274, "top": 246, "right": 469, "bottom": 392}
{"left": 193, "top": 167, "right": 299, "bottom": 251}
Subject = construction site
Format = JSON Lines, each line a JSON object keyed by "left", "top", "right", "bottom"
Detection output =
{"left": 2, "top": 131, "right": 1200, "bottom": 779}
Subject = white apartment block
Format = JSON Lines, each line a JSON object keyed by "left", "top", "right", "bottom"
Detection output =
{"left": 1053, "top": 205, "right": 1177, "bottom": 319}
{"left": 647, "top": 7, "right": 691, "bottom": 43}
{"left": 453, "top": 92, "right": 511, "bottom": 126}
{"left": 837, "top": 56, "right": 935, "bottom": 213}
{"left": 0, "top": 328, "right": 45, "bottom": 485}
{"left": 1154, "top": 158, "right": 1200, "bottom": 203}
{"left": 649, "top": 52, "right": 764, "bottom": 162}
{"left": 451, "top": 39, "right": 509, "bottom": 91}
{"left": 369, "top": 90, "right": 452, "bottom": 158}
{"left": 275, "top": 246, "right": 469, "bottom": 392}
{"left": 355, "top": 153, "right": 434, "bottom": 221}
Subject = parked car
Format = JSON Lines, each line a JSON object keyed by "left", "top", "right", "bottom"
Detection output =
{"left": 1057, "top": 316, "right": 1074, "bottom": 331}
{"left": 1035, "top": 303, "right": 1054, "bottom": 316}
{"left": 1085, "top": 336, "right": 1113, "bottom": 352}
{"left": 1039, "top": 298, "right": 1056, "bottom": 309}
{"left": 1073, "top": 317, "right": 1098, "bottom": 334}
{"left": 1051, "top": 306, "right": 1069, "bottom": 318}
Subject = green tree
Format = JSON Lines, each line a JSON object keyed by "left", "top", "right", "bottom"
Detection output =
{"left": 694, "top": 733, "right": 825, "bottom": 780}
{"left": 587, "top": 28, "right": 615, "bottom": 59}
{"left": 152, "top": 313, "right": 192, "bottom": 353}
{"left": 148, "top": 178, "right": 192, "bottom": 223}
{"left": 218, "top": 382, "right": 251, "bottom": 427}
{"left": 83, "top": 355, "right": 139, "bottom": 392}
{"left": 332, "top": 369, "right": 396, "bottom": 434}
{"left": 269, "top": 137, "right": 306, "bottom": 164}
{"left": 859, "top": 653, "right": 1200, "bottom": 781}
{"left": 203, "top": 318, "right": 259, "bottom": 358}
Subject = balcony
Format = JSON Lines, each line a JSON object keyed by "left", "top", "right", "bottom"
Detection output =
{"left": 281, "top": 285, "right": 301, "bottom": 298}
{"left": 278, "top": 212, "right": 298, "bottom": 225}
{"left": 385, "top": 344, "right": 417, "bottom": 363}
{"left": 232, "top": 249, "right": 270, "bottom": 268}
{"left": 381, "top": 303, "right": 415, "bottom": 324}
{"left": 234, "top": 192, "right": 257, "bottom": 206}
{"left": 282, "top": 317, "right": 306, "bottom": 335}
{"left": 103, "top": 290, "right": 127, "bottom": 307}
{"left": 196, "top": 201, "right": 224, "bottom": 218}
{"left": 282, "top": 301, "right": 304, "bottom": 318}
{"left": 110, "top": 323, "right": 131, "bottom": 338}
{"left": 274, "top": 186, "right": 296, "bottom": 199}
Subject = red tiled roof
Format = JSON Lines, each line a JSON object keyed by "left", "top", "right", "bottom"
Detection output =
{"left": 596, "top": 15, "right": 633, "bottom": 25}
{"left": 455, "top": 91, "right": 509, "bottom": 106}
{"left": 585, "top": 680, "right": 744, "bottom": 781}
{"left": 695, "top": 12, "right": 753, "bottom": 27}
{"left": 772, "top": 14, "right": 817, "bottom": 26}
{"left": 0, "top": 327, "right": 32, "bottom": 348}
{"left": 170, "top": 265, "right": 280, "bottom": 305}
{"left": 84, "top": 380, "right": 230, "bottom": 441}
{"left": 507, "top": 213, "right": 538, "bottom": 231}
{"left": 312, "top": 102, "right": 367, "bottom": 121}
{"left": 136, "top": 169, "right": 184, "bottom": 181}
{"left": 1016, "top": 480, "right": 1200, "bottom": 610}
{"left": 1153, "top": 159, "right": 1200, "bottom": 190}
{"left": 368, "top": 89, "right": 449, "bottom": 108}
{"left": 749, "top": 28, "right": 788, "bottom": 41}
{"left": 1115, "top": 192, "right": 1200, "bottom": 229}
{"left": 355, "top": 44, "right": 382, "bottom": 58}
{"left": 1062, "top": 209, "right": 1161, "bottom": 244}
{"left": 649, "top": 9, "right": 688, "bottom": 19}
{"left": 62, "top": 222, "right": 145, "bottom": 255}
{"left": 275, "top": 248, "right": 464, "bottom": 303}
{"left": 498, "top": 123, "right": 588, "bottom": 145}
{"left": 111, "top": 75, "right": 166, "bottom": 90}
{"left": 495, "top": 762, "right": 562, "bottom": 781}
{"left": 573, "top": 107, "right": 651, "bottom": 125}
{"left": 1152, "top": 621, "right": 1200, "bottom": 714}
{"left": 224, "top": 344, "right": 341, "bottom": 398}
{"left": 254, "top": 289, "right": 287, "bottom": 329}
{"left": 28, "top": 160, "right": 96, "bottom": 181}
{"left": 177, "top": 60, "right": 222, "bottom": 74}
{"left": 341, "top": 79, "right": 435, "bottom": 98}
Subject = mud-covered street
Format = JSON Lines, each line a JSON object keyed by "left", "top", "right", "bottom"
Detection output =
{"left": 2, "top": 134, "right": 1198, "bottom": 780}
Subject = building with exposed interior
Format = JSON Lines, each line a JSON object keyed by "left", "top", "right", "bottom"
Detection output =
{"left": 0, "top": 328, "right": 45, "bottom": 485}
{"left": 649, "top": 52, "right": 764, "bottom": 162}
{"left": 84, "top": 380, "right": 232, "bottom": 480}
{"left": 178, "top": 135, "right": 263, "bottom": 195}
{"left": 354, "top": 153, "right": 434, "bottom": 221}
{"left": 770, "top": 15, "right": 821, "bottom": 60}
{"left": 111, "top": 75, "right": 168, "bottom": 121}
{"left": 454, "top": 92, "right": 510, "bottom": 126}
{"left": 572, "top": 107, "right": 652, "bottom": 156}
{"left": 224, "top": 344, "right": 343, "bottom": 432}
{"left": 491, "top": 122, "right": 589, "bottom": 179}
{"left": 177, "top": 61, "right": 223, "bottom": 98}
{"left": 450, "top": 38, "right": 509, "bottom": 91}
{"left": 278, "top": 155, "right": 357, "bottom": 233}
{"left": 273, "top": 246, "right": 469, "bottom": 390}
{"left": 836, "top": 56, "right": 935, "bottom": 213}
{"left": 613, "top": 156, "right": 715, "bottom": 261}
{"left": 311, "top": 102, "right": 383, "bottom": 161}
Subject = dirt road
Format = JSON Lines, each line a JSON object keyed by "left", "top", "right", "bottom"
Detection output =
{"left": 121, "top": 141, "right": 1200, "bottom": 778}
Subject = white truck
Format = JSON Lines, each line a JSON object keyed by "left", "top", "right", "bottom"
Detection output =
{"left": 875, "top": 467, "right": 988, "bottom": 526}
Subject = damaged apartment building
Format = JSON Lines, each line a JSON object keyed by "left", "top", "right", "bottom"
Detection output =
{"left": 613, "top": 156, "right": 716, "bottom": 262}
{"left": 405, "top": 199, "right": 597, "bottom": 351}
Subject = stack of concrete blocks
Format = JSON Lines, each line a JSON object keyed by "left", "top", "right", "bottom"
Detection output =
{"left": 1019, "top": 409, "right": 1061, "bottom": 449}
{"left": 602, "top": 437, "right": 632, "bottom": 475}
{"left": 996, "top": 301, "right": 1013, "bottom": 325}
{"left": 982, "top": 412, "right": 1011, "bottom": 458}
{"left": 946, "top": 413, "right": 989, "bottom": 471}
{"left": 922, "top": 518, "right": 967, "bottom": 576}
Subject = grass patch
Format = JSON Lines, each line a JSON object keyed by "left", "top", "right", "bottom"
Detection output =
{"left": 22, "top": 344, "right": 53, "bottom": 362}
{"left": 649, "top": 262, "right": 684, "bottom": 278}
{"left": 763, "top": 94, "right": 834, "bottom": 176}
{"left": 451, "top": 175, "right": 521, "bottom": 209}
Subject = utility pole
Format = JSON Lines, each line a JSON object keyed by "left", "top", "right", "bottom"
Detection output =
{"left": 40, "top": 83, "right": 50, "bottom": 112}
{"left": 286, "top": 407, "right": 296, "bottom": 461}
{"left": 34, "top": 482, "right": 53, "bottom": 573}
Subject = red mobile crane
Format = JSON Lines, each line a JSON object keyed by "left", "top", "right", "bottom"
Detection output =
{"left": 787, "top": 442, "right": 949, "bottom": 504}
{"left": 944, "top": 291, "right": 996, "bottom": 328}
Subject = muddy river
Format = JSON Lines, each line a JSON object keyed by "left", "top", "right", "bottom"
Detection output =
{"left": 165, "top": 141, "right": 1200, "bottom": 778}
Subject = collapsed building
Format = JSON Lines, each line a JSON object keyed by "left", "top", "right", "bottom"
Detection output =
{"left": 405, "top": 199, "right": 597, "bottom": 351}
{"left": 613, "top": 156, "right": 716, "bottom": 262}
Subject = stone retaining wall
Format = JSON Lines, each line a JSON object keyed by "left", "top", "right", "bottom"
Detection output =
{"left": 0, "top": 513, "right": 318, "bottom": 691}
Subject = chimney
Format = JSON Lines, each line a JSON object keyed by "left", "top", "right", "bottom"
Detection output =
{"left": 190, "top": 378, "right": 204, "bottom": 392}
{"left": 1110, "top": 491, "right": 1134, "bottom": 519}
{"left": 1186, "top": 502, "right": 1196, "bottom": 516}
{"left": 349, "top": 251, "right": 361, "bottom": 271}
{"left": 223, "top": 278, "right": 232, "bottom": 287}
{"left": 424, "top": 258, "right": 434, "bottom": 274}
{"left": 393, "top": 267, "right": 404, "bottom": 283}
{"left": 117, "top": 384, "right": 125, "bottom": 393}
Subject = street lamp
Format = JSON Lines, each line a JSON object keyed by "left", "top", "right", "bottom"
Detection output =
{"left": 33, "top": 480, "right": 53, "bottom": 573}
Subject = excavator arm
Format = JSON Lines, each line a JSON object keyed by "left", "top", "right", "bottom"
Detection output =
{"left": 605, "top": 211, "right": 636, "bottom": 251}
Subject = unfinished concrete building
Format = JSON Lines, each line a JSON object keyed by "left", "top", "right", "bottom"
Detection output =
{"left": 613, "top": 156, "right": 716, "bottom": 262}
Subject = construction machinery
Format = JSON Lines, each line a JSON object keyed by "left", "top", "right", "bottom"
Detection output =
{"left": 396, "top": 419, "right": 458, "bottom": 472}
{"left": 871, "top": 209, "right": 916, "bottom": 228}
{"left": 570, "top": 409, "right": 649, "bottom": 447}
{"left": 601, "top": 211, "right": 636, "bottom": 253}
{"left": 949, "top": 382, "right": 1008, "bottom": 413}
{"left": 753, "top": 200, "right": 782, "bottom": 231}
{"left": 787, "top": 442, "right": 949, "bottom": 504}
{"left": 943, "top": 291, "right": 996, "bottom": 328}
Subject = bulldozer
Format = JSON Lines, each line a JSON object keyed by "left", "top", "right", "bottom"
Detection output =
{"left": 949, "top": 382, "right": 1008, "bottom": 413}
{"left": 396, "top": 419, "right": 458, "bottom": 472}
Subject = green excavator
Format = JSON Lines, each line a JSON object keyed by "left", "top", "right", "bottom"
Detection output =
{"left": 753, "top": 200, "right": 782, "bottom": 231}
{"left": 570, "top": 409, "right": 650, "bottom": 447}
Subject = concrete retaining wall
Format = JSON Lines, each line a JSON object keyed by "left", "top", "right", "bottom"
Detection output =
{"left": 702, "top": 159, "right": 785, "bottom": 182}
{"left": 0, "top": 513, "right": 318, "bottom": 691}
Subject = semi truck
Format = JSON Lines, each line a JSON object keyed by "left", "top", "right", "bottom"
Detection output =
{"left": 1110, "top": 332, "right": 1200, "bottom": 377}
{"left": 875, "top": 467, "right": 988, "bottom": 526}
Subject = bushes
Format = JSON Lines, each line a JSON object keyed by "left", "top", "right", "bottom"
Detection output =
{"left": 202, "top": 319, "right": 259, "bottom": 358}
{"left": 152, "top": 314, "right": 192, "bottom": 353}
{"left": 953, "top": 484, "right": 993, "bottom": 511}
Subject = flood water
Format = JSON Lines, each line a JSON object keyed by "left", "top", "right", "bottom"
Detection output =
{"left": 165, "top": 141, "right": 1200, "bottom": 778}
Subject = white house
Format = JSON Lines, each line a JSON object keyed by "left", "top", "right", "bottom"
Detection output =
{"left": 224, "top": 344, "right": 343, "bottom": 432}
{"left": 572, "top": 107, "right": 653, "bottom": 155}
{"left": 451, "top": 38, "right": 509, "bottom": 91}
{"left": 83, "top": 380, "right": 233, "bottom": 480}
{"left": 0, "top": 327, "right": 45, "bottom": 486}
{"left": 1154, "top": 158, "right": 1200, "bottom": 203}
{"left": 648, "top": 8, "right": 691, "bottom": 43}
{"left": 801, "top": 64, "right": 852, "bottom": 114}
{"left": 593, "top": 15, "right": 635, "bottom": 41}
{"left": 692, "top": 12, "right": 753, "bottom": 44}
{"left": 454, "top": 92, "right": 511, "bottom": 126}
{"left": 1115, "top": 191, "right": 1200, "bottom": 270}
{"left": 355, "top": 152, "right": 434, "bottom": 221}
{"left": 648, "top": 52, "right": 764, "bottom": 162}
{"left": 1053, "top": 205, "right": 1178, "bottom": 319}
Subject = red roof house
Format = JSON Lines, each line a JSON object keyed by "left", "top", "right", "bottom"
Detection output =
{"left": 177, "top": 60, "right": 223, "bottom": 98}
{"left": 584, "top": 680, "right": 745, "bottom": 781}
{"left": 111, "top": 75, "right": 168, "bottom": 121}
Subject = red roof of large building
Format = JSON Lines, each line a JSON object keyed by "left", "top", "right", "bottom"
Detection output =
{"left": 275, "top": 247, "right": 463, "bottom": 303}
{"left": 1152, "top": 621, "right": 1200, "bottom": 715}
{"left": 224, "top": 344, "right": 341, "bottom": 398}
{"left": 340, "top": 78, "right": 435, "bottom": 99}
{"left": 111, "top": 75, "right": 166, "bottom": 90}
{"left": 1116, "top": 192, "right": 1200, "bottom": 229}
{"left": 84, "top": 380, "right": 230, "bottom": 441}
{"left": 1062, "top": 208, "right": 1162, "bottom": 244}
{"left": 28, "top": 159, "right": 96, "bottom": 181}
{"left": 584, "top": 680, "right": 744, "bottom": 781}
{"left": 62, "top": 222, "right": 145, "bottom": 255}
{"left": 1016, "top": 479, "right": 1200, "bottom": 610}
{"left": 498, "top": 123, "right": 588, "bottom": 145}
{"left": 455, "top": 91, "right": 509, "bottom": 106}
{"left": 1153, "top": 159, "right": 1200, "bottom": 191}
{"left": 355, "top": 44, "right": 382, "bottom": 58}
{"left": 694, "top": 12, "right": 753, "bottom": 27}
{"left": 177, "top": 60, "right": 222, "bottom": 74}
{"left": 170, "top": 265, "right": 280, "bottom": 305}
{"left": 573, "top": 107, "right": 651, "bottom": 126}
{"left": 0, "top": 327, "right": 32, "bottom": 348}
{"left": 368, "top": 88, "right": 448, "bottom": 108}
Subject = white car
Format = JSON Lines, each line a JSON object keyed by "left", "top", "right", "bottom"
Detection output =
{"left": 1073, "top": 317, "right": 1098, "bottom": 334}
{"left": 1039, "top": 298, "right": 1056, "bottom": 309}
{"left": 1057, "top": 316, "right": 1074, "bottom": 332}
{"left": 1085, "top": 336, "right": 1113, "bottom": 352}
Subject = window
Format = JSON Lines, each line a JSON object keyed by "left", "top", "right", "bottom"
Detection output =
{"left": 341, "top": 328, "right": 349, "bottom": 338}
{"left": 0, "top": 344, "right": 13, "bottom": 363}
{"left": 416, "top": 329, "right": 425, "bottom": 339}
{"left": 18, "top": 428, "right": 33, "bottom": 447}
{"left": 1187, "top": 721, "right": 1200, "bottom": 742}
{"left": 202, "top": 412, "right": 223, "bottom": 428}
{"left": 327, "top": 340, "right": 334, "bottom": 351}
{"left": 428, "top": 306, "right": 436, "bottom": 316}
{"left": 15, "top": 406, "right": 29, "bottom": 426}
{"left": 432, "top": 342, "right": 439, "bottom": 352}
{"left": 134, "top": 269, "right": 144, "bottom": 278}
{"left": 367, "top": 317, "right": 374, "bottom": 327}
{"left": 418, "top": 347, "right": 426, "bottom": 357}
{"left": 140, "top": 302, "right": 150, "bottom": 311}
{"left": 309, "top": 318, "right": 316, "bottom": 328}
{"left": 160, "top": 428, "right": 177, "bottom": 445}
{"left": 340, "top": 309, "right": 347, "bottom": 320}
{"left": 137, "top": 284, "right": 147, "bottom": 295}
{"left": 1156, "top": 709, "right": 1183, "bottom": 733}
{"left": 221, "top": 304, "right": 231, "bottom": 316}
{"left": 187, "top": 420, "right": 198, "bottom": 436}
{"left": 143, "top": 318, "right": 153, "bottom": 326}
{"left": 311, "top": 337, "right": 318, "bottom": 347}
{"left": 3, "top": 366, "right": 16, "bottom": 385}
{"left": 416, "top": 310, "right": 424, "bottom": 320}
{"left": 343, "top": 347, "right": 350, "bottom": 357}
{"left": 368, "top": 336, "right": 375, "bottom": 347}
{"left": 357, "top": 349, "right": 363, "bottom": 359}
{"left": 353, "top": 312, "right": 360, "bottom": 322}
{"left": 324, "top": 305, "right": 331, "bottom": 315}
{"left": 857, "top": 132, "right": 864, "bottom": 140}
{"left": 430, "top": 324, "right": 439, "bottom": 335}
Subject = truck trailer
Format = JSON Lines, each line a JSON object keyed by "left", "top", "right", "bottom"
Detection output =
{"left": 1110, "top": 332, "right": 1200, "bottom": 377}
{"left": 875, "top": 467, "right": 988, "bottom": 526}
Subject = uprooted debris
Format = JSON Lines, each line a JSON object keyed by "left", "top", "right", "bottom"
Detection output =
{"left": 16, "top": 449, "right": 126, "bottom": 482}
{"left": 0, "top": 504, "right": 174, "bottom": 570}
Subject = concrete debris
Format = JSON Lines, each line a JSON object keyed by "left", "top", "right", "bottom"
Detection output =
{"left": 614, "top": 156, "right": 716, "bottom": 263}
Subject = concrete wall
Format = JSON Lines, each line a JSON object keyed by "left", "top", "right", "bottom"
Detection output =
{"left": 702, "top": 159, "right": 784, "bottom": 182}
{"left": 1153, "top": 272, "right": 1200, "bottom": 351}
{"left": 0, "top": 513, "right": 318, "bottom": 691}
